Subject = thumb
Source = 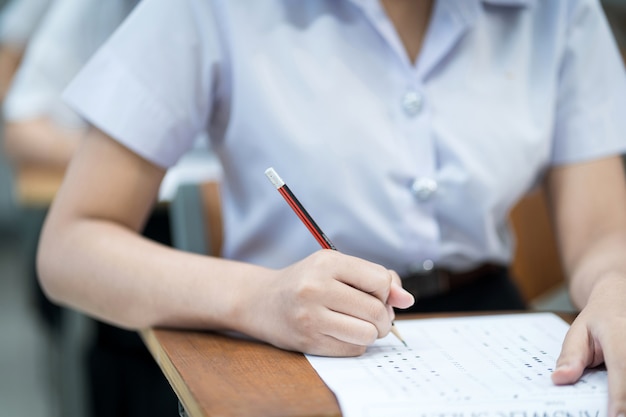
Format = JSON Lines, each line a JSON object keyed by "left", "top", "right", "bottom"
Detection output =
{"left": 387, "top": 270, "right": 415, "bottom": 309}
{"left": 551, "top": 319, "right": 598, "bottom": 385}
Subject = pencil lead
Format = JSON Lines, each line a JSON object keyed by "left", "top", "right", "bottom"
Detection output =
{"left": 390, "top": 322, "right": 407, "bottom": 347}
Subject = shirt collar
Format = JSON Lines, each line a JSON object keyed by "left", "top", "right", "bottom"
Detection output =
{"left": 482, "top": 0, "right": 535, "bottom": 6}
{"left": 345, "top": 0, "right": 536, "bottom": 10}
{"left": 344, "top": 0, "right": 536, "bottom": 80}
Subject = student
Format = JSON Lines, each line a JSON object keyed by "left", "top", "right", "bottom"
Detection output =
{"left": 2, "top": 1, "right": 132, "bottom": 171}
{"left": 37, "top": 0, "right": 626, "bottom": 415}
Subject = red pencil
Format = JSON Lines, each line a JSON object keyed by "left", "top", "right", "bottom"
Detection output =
{"left": 264, "top": 167, "right": 335, "bottom": 250}
{"left": 264, "top": 167, "right": 407, "bottom": 347}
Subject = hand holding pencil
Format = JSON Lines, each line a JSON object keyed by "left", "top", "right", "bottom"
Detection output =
{"left": 265, "top": 167, "right": 414, "bottom": 349}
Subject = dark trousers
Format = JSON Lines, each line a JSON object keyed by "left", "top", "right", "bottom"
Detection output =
{"left": 397, "top": 267, "right": 527, "bottom": 314}
{"left": 87, "top": 208, "right": 177, "bottom": 417}
{"left": 28, "top": 207, "right": 177, "bottom": 417}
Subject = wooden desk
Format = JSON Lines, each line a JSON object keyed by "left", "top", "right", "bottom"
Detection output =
{"left": 141, "top": 312, "right": 577, "bottom": 417}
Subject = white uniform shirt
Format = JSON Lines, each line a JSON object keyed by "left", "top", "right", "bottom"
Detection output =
{"left": 3, "top": 0, "right": 220, "bottom": 201}
{"left": 64, "top": 0, "right": 626, "bottom": 274}
{"left": 0, "top": 0, "right": 51, "bottom": 48}
{"left": 3, "top": 0, "right": 138, "bottom": 126}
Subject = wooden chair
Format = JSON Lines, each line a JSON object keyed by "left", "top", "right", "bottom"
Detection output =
{"left": 509, "top": 188, "right": 569, "bottom": 307}
{"left": 169, "top": 182, "right": 223, "bottom": 257}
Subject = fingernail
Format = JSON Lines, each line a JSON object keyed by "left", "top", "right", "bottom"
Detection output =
{"left": 554, "top": 363, "right": 570, "bottom": 370}
{"left": 392, "top": 282, "right": 413, "bottom": 297}
{"left": 397, "top": 284, "right": 413, "bottom": 296}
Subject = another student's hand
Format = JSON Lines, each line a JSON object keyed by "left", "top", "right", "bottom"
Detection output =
{"left": 552, "top": 275, "right": 626, "bottom": 416}
{"left": 237, "top": 250, "right": 414, "bottom": 357}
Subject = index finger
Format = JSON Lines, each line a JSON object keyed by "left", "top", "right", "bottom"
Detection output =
{"left": 320, "top": 250, "right": 394, "bottom": 304}
{"left": 596, "top": 322, "right": 626, "bottom": 416}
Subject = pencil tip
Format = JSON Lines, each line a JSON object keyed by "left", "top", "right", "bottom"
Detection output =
{"left": 390, "top": 322, "right": 407, "bottom": 347}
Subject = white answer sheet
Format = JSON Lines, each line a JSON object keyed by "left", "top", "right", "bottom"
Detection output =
{"left": 306, "top": 313, "right": 607, "bottom": 417}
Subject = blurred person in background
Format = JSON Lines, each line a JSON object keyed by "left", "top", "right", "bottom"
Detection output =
{"left": 1, "top": 0, "right": 222, "bottom": 415}
{"left": 0, "top": 0, "right": 51, "bottom": 102}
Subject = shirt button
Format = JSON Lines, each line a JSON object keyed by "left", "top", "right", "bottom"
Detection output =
{"left": 401, "top": 90, "right": 423, "bottom": 117}
{"left": 422, "top": 259, "right": 435, "bottom": 271}
{"left": 409, "top": 259, "right": 435, "bottom": 274}
{"left": 411, "top": 177, "right": 438, "bottom": 201}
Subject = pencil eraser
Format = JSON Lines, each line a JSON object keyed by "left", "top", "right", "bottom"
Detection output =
{"left": 264, "top": 167, "right": 285, "bottom": 189}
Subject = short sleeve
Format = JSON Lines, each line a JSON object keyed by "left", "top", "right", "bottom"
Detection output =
{"left": 3, "top": 0, "right": 137, "bottom": 127}
{"left": 0, "top": 0, "right": 51, "bottom": 47}
{"left": 552, "top": 0, "right": 626, "bottom": 165}
{"left": 63, "top": 0, "right": 225, "bottom": 168}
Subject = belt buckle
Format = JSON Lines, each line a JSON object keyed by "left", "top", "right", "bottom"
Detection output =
{"left": 406, "top": 268, "right": 450, "bottom": 299}
{"left": 438, "top": 269, "right": 450, "bottom": 293}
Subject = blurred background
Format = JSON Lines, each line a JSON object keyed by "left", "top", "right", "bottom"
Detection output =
{"left": 0, "top": 0, "right": 53, "bottom": 414}
{"left": 0, "top": 0, "right": 61, "bottom": 414}
{"left": 0, "top": 1, "right": 625, "bottom": 417}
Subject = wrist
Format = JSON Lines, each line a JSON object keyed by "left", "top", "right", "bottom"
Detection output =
{"left": 583, "top": 271, "right": 626, "bottom": 312}
{"left": 218, "top": 262, "right": 277, "bottom": 335}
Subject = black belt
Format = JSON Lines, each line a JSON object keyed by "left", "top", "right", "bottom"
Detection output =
{"left": 401, "top": 263, "right": 505, "bottom": 299}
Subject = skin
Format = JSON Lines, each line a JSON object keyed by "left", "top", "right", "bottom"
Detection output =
{"left": 381, "top": 0, "right": 434, "bottom": 64}
{"left": 0, "top": 44, "right": 23, "bottom": 102}
{"left": 3, "top": 117, "right": 82, "bottom": 169}
{"left": 1, "top": 45, "right": 82, "bottom": 171}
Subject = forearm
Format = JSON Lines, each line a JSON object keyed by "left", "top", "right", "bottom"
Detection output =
{"left": 4, "top": 119, "right": 82, "bottom": 168}
{"left": 0, "top": 45, "right": 22, "bottom": 102}
{"left": 566, "top": 232, "right": 626, "bottom": 310}
{"left": 37, "top": 216, "right": 272, "bottom": 331}
{"left": 545, "top": 157, "right": 626, "bottom": 310}
{"left": 546, "top": 156, "right": 626, "bottom": 415}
